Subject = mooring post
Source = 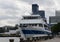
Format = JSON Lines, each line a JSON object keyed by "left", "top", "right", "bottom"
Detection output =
{"left": 9, "top": 39, "right": 14, "bottom": 42}
{"left": 26, "top": 38, "right": 32, "bottom": 42}
{"left": 20, "top": 38, "right": 24, "bottom": 42}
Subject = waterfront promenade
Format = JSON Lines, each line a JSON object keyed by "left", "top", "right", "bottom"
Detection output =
{"left": 41, "top": 37, "right": 60, "bottom": 42}
{"left": 20, "top": 36, "right": 60, "bottom": 42}
{"left": 29, "top": 37, "right": 60, "bottom": 42}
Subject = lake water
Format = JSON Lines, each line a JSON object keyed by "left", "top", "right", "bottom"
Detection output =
{"left": 0, "top": 37, "right": 20, "bottom": 42}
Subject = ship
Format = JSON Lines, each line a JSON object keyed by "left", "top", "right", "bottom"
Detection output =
{"left": 19, "top": 4, "right": 51, "bottom": 39}
{"left": 19, "top": 14, "right": 51, "bottom": 39}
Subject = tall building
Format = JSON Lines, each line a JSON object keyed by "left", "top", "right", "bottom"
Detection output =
{"left": 32, "top": 4, "right": 45, "bottom": 18}
{"left": 56, "top": 10, "right": 60, "bottom": 16}
{"left": 49, "top": 16, "right": 58, "bottom": 27}
{"left": 32, "top": 4, "right": 39, "bottom": 14}
{"left": 38, "top": 10, "right": 45, "bottom": 18}
{"left": 49, "top": 16, "right": 60, "bottom": 24}
{"left": 49, "top": 10, "right": 60, "bottom": 27}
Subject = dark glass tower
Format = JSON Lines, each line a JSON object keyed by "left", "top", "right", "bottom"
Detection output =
{"left": 32, "top": 4, "right": 45, "bottom": 18}
{"left": 32, "top": 4, "right": 39, "bottom": 14}
{"left": 38, "top": 10, "right": 45, "bottom": 18}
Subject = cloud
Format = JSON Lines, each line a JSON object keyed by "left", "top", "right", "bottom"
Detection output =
{"left": 20, "top": 0, "right": 55, "bottom": 8}
{"left": 19, "top": 0, "right": 60, "bottom": 23}
{"left": 0, "top": 0, "right": 31, "bottom": 26}
{"left": 0, "top": 0, "right": 60, "bottom": 26}
{"left": 18, "top": 0, "right": 56, "bottom": 23}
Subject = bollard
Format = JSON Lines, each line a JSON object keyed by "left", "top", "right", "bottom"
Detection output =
{"left": 20, "top": 38, "right": 24, "bottom": 42}
{"left": 39, "top": 37, "right": 41, "bottom": 40}
{"left": 9, "top": 39, "right": 14, "bottom": 42}
{"left": 32, "top": 37, "right": 35, "bottom": 42}
{"left": 32, "top": 37, "right": 35, "bottom": 40}
{"left": 44, "top": 36, "right": 47, "bottom": 40}
{"left": 33, "top": 37, "right": 37, "bottom": 42}
{"left": 27, "top": 38, "right": 32, "bottom": 42}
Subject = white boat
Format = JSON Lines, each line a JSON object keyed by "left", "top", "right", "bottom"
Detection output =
{"left": 19, "top": 14, "right": 51, "bottom": 38}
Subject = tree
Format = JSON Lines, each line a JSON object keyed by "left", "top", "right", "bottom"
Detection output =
{"left": 14, "top": 24, "right": 18, "bottom": 29}
{"left": 51, "top": 23, "right": 60, "bottom": 35}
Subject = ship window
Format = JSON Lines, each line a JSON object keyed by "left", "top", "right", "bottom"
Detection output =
{"left": 39, "top": 24, "right": 43, "bottom": 27}
{"left": 20, "top": 24, "right": 27, "bottom": 27}
{"left": 29, "top": 24, "right": 31, "bottom": 26}
{"left": 35, "top": 24, "right": 37, "bottom": 26}
{"left": 32, "top": 24, "right": 37, "bottom": 26}
{"left": 32, "top": 24, "right": 35, "bottom": 26}
{"left": 44, "top": 25, "right": 47, "bottom": 27}
{"left": 20, "top": 24, "right": 22, "bottom": 27}
{"left": 28, "top": 24, "right": 37, "bottom": 26}
{"left": 23, "top": 24, "right": 27, "bottom": 27}
{"left": 24, "top": 16, "right": 39, "bottom": 19}
{"left": 44, "top": 20, "right": 47, "bottom": 22}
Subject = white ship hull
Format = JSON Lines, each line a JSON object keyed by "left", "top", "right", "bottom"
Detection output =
{"left": 21, "top": 27, "right": 51, "bottom": 38}
{"left": 19, "top": 15, "right": 51, "bottom": 38}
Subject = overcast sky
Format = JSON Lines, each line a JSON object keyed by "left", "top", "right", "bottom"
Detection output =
{"left": 0, "top": 0, "right": 60, "bottom": 26}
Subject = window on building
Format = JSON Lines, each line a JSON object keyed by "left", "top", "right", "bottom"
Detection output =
{"left": 39, "top": 24, "right": 43, "bottom": 27}
{"left": 32, "top": 24, "right": 35, "bottom": 26}
{"left": 20, "top": 24, "right": 27, "bottom": 27}
{"left": 28, "top": 24, "right": 37, "bottom": 26}
{"left": 20, "top": 24, "right": 22, "bottom": 27}
{"left": 44, "top": 25, "right": 47, "bottom": 27}
{"left": 28, "top": 24, "right": 31, "bottom": 26}
{"left": 35, "top": 24, "right": 37, "bottom": 26}
{"left": 24, "top": 16, "right": 40, "bottom": 19}
{"left": 20, "top": 24, "right": 38, "bottom": 27}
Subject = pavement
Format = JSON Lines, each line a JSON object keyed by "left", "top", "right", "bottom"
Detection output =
{"left": 41, "top": 37, "right": 60, "bottom": 42}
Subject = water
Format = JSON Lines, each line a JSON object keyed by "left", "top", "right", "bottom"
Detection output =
{"left": 0, "top": 37, "right": 20, "bottom": 42}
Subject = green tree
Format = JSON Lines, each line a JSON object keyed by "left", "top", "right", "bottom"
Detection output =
{"left": 51, "top": 23, "right": 60, "bottom": 34}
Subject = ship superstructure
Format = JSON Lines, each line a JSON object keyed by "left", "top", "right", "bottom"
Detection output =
{"left": 19, "top": 14, "right": 51, "bottom": 38}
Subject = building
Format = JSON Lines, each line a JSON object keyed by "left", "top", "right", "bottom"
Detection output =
{"left": 32, "top": 4, "right": 39, "bottom": 14}
{"left": 38, "top": 10, "right": 45, "bottom": 18}
{"left": 56, "top": 10, "right": 60, "bottom": 16}
{"left": 49, "top": 16, "right": 59, "bottom": 27}
{"left": 49, "top": 16, "right": 60, "bottom": 24}
{"left": 49, "top": 10, "right": 60, "bottom": 27}
{"left": 32, "top": 4, "right": 45, "bottom": 18}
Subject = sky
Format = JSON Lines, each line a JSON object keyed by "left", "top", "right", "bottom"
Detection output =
{"left": 0, "top": 0, "right": 60, "bottom": 27}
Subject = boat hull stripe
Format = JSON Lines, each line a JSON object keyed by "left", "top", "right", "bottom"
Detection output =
{"left": 22, "top": 30, "right": 50, "bottom": 34}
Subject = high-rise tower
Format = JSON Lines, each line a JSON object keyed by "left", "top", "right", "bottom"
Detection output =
{"left": 32, "top": 4, "right": 39, "bottom": 14}
{"left": 38, "top": 10, "right": 45, "bottom": 18}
